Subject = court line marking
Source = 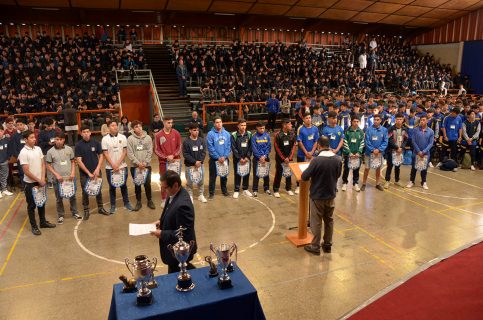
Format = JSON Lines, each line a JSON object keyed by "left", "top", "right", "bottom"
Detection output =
{"left": 74, "top": 194, "right": 276, "bottom": 263}
{"left": 0, "top": 193, "right": 21, "bottom": 226}
{"left": 427, "top": 170, "right": 483, "bottom": 190}
{"left": 0, "top": 217, "right": 28, "bottom": 276}
{"left": 360, "top": 246, "right": 395, "bottom": 271}
{"left": 0, "top": 199, "right": 25, "bottom": 241}
{"left": 402, "top": 188, "right": 477, "bottom": 200}
{"left": 437, "top": 201, "right": 483, "bottom": 213}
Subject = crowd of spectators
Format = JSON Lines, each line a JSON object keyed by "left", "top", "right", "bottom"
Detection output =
{"left": 171, "top": 37, "right": 470, "bottom": 104}
{"left": 0, "top": 31, "right": 144, "bottom": 129}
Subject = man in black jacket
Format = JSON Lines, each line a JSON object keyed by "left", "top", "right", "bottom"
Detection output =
{"left": 301, "top": 136, "right": 342, "bottom": 255}
{"left": 182, "top": 123, "right": 207, "bottom": 203}
{"left": 231, "top": 118, "right": 253, "bottom": 199}
{"left": 150, "top": 170, "right": 197, "bottom": 274}
{"left": 273, "top": 119, "right": 296, "bottom": 198}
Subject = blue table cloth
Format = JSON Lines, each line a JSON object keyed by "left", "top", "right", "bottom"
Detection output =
{"left": 108, "top": 266, "right": 266, "bottom": 320}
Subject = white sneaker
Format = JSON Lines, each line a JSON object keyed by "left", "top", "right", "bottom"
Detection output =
{"left": 233, "top": 192, "right": 239, "bottom": 199}
{"left": 198, "top": 195, "right": 207, "bottom": 203}
{"left": 471, "top": 165, "right": 476, "bottom": 171}
{"left": 294, "top": 187, "right": 300, "bottom": 195}
{"left": 0, "top": 192, "right": 3, "bottom": 199}
{"left": 243, "top": 190, "right": 253, "bottom": 197}
{"left": 429, "top": 162, "right": 434, "bottom": 168}
{"left": 341, "top": 184, "right": 347, "bottom": 191}
{"left": 287, "top": 190, "right": 295, "bottom": 196}
{"left": 395, "top": 181, "right": 402, "bottom": 187}
{"left": 406, "top": 182, "right": 414, "bottom": 188}
{"left": 422, "top": 182, "right": 429, "bottom": 190}
{"left": 190, "top": 196, "right": 193, "bottom": 203}
{"left": 2, "top": 190, "right": 13, "bottom": 196}
{"left": 353, "top": 184, "right": 361, "bottom": 192}
{"left": 160, "top": 200, "right": 166, "bottom": 208}
{"left": 274, "top": 192, "right": 280, "bottom": 198}
{"left": 384, "top": 181, "right": 390, "bottom": 189}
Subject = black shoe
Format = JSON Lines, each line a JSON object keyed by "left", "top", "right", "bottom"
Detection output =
{"left": 39, "top": 221, "right": 56, "bottom": 228}
{"left": 98, "top": 208, "right": 109, "bottom": 216}
{"left": 147, "top": 200, "right": 156, "bottom": 210}
{"left": 360, "top": 184, "right": 366, "bottom": 191}
{"left": 375, "top": 184, "right": 384, "bottom": 191}
{"left": 83, "top": 210, "right": 90, "bottom": 221}
{"left": 322, "top": 244, "right": 332, "bottom": 253}
{"left": 32, "top": 227, "right": 41, "bottom": 236}
{"left": 134, "top": 201, "right": 142, "bottom": 211}
{"left": 223, "top": 192, "right": 230, "bottom": 197}
{"left": 208, "top": 194, "right": 214, "bottom": 200}
{"left": 304, "top": 245, "right": 320, "bottom": 255}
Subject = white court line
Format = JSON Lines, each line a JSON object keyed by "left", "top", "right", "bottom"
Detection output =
{"left": 404, "top": 188, "right": 478, "bottom": 200}
{"left": 428, "top": 170, "right": 483, "bottom": 190}
{"left": 74, "top": 191, "right": 276, "bottom": 264}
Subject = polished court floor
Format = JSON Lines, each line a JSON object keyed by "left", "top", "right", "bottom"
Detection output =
{"left": 0, "top": 153, "right": 482, "bottom": 320}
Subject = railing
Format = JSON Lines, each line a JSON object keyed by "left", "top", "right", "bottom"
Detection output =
{"left": 0, "top": 109, "right": 120, "bottom": 134}
{"left": 202, "top": 101, "right": 298, "bottom": 127}
{"left": 163, "top": 40, "right": 344, "bottom": 49}
{"left": 115, "top": 69, "right": 164, "bottom": 119}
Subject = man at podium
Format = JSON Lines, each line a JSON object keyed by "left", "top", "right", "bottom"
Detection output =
{"left": 301, "top": 136, "right": 342, "bottom": 255}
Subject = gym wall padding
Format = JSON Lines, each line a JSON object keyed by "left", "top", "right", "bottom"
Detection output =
{"left": 461, "top": 41, "right": 483, "bottom": 94}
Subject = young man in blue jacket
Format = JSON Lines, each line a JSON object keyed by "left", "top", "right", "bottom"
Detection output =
{"left": 266, "top": 92, "right": 280, "bottom": 132}
{"left": 321, "top": 111, "right": 344, "bottom": 156}
{"left": 440, "top": 107, "right": 463, "bottom": 164}
{"left": 206, "top": 116, "right": 231, "bottom": 199}
{"left": 406, "top": 115, "right": 434, "bottom": 190}
{"left": 361, "top": 114, "right": 388, "bottom": 191}
{"left": 251, "top": 121, "right": 271, "bottom": 197}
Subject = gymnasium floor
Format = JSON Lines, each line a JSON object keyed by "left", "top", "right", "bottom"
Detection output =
{"left": 0, "top": 152, "right": 482, "bottom": 320}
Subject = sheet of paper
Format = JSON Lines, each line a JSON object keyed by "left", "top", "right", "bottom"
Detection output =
{"left": 129, "top": 223, "right": 157, "bottom": 236}
{"left": 298, "top": 163, "right": 310, "bottom": 172}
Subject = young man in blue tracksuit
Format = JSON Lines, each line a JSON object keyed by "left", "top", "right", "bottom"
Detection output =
{"left": 206, "top": 116, "right": 231, "bottom": 199}
{"left": 440, "top": 107, "right": 463, "bottom": 163}
{"left": 266, "top": 92, "right": 280, "bottom": 132}
{"left": 406, "top": 115, "right": 434, "bottom": 190}
{"left": 361, "top": 114, "right": 388, "bottom": 191}
{"left": 251, "top": 121, "right": 271, "bottom": 197}
{"left": 296, "top": 113, "right": 319, "bottom": 194}
{"left": 321, "top": 111, "right": 344, "bottom": 156}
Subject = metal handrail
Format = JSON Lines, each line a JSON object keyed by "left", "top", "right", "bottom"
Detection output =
{"left": 114, "top": 70, "right": 124, "bottom": 118}
{"left": 114, "top": 69, "right": 164, "bottom": 119}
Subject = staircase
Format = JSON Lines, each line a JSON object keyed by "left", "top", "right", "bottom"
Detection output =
{"left": 143, "top": 45, "right": 192, "bottom": 132}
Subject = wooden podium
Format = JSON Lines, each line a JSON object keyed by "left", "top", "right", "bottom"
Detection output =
{"left": 286, "top": 162, "right": 313, "bottom": 247}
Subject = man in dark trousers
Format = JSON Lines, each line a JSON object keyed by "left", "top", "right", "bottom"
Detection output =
{"left": 150, "top": 170, "right": 197, "bottom": 274}
{"left": 301, "top": 136, "right": 342, "bottom": 255}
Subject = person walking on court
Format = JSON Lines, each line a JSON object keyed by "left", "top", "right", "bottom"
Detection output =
{"left": 302, "top": 136, "right": 342, "bottom": 255}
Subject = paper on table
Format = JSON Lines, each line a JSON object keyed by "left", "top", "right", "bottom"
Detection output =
{"left": 298, "top": 163, "right": 310, "bottom": 172}
{"left": 129, "top": 223, "right": 157, "bottom": 236}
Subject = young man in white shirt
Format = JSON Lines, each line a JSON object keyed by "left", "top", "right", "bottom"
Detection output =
{"left": 18, "top": 130, "right": 56, "bottom": 236}
{"left": 102, "top": 120, "right": 134, "bottom": 214}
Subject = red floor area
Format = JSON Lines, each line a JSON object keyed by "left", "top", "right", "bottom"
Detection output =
{"left": 349, "top": 242, "right": 483, "bottom": 320}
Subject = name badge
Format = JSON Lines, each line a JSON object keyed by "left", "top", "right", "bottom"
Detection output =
{"left": 408, "top": 125, "right": 414, "bottom": 129}
{"left": 20, "top": 139, "right": 26, "bottom": 144}
{"left": 91, "top": 147, "right": 96, "bottom": 152}
{"left": 330, "top": 135, "right": 336, "bottom": 140}
{"left": 450, "top": 125, "right": 455, "bottom": 129}
{"left": 136, "top": 145, "right": 143, "bottom": 151}
{"left": 308, "top": 135, "right": 314, "bottom": 141}
{"left": 397, "top": 136, "right": 403, "bottom": 142}
{"left": 372, "top": 136, "right": 378, "bottom": 141}
{"left": 0, "top": 146, "right": 3, "bottom": 150}
{"left": 241, "top": 142, "right": 248, "bottom": 148}
{"left": 60, "top": 160, "right": 68, "bottom": 166}
{"left": 219, "top": 139, "right": 224, "bottom": 145}
{"left": 283, "top": 140, "right": 289, "bottom": 146}
{"left": 50, "top": 138, "right": 55, "bottom": 143}
{"left": 351, "top": 138, "right": 356, "bottom": 143}
{"left": 192, "top": 146, "right": 199, "bottom": 151}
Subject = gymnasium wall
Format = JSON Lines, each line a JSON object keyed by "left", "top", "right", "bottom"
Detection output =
{"left": 412, "top": 7, "right": 483, "bottom": 45}
{"left": 414, "top": 43, "right": 464, "bottom": 73}
{"left": 461, "top": 41, "right": 483, "bottom": 94}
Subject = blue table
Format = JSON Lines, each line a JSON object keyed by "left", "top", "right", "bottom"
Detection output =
{"left": 108, "top": 266, "right": 266, "bottom": 320}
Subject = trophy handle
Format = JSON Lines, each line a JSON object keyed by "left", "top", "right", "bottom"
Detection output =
{"left": 209, "top": 243, "right": 216, "bottom": 257}
{"left": 230, "top": 243, "right": 238, "bottom": 268}
{"left": 167, "top": 244, "right": 176, "bottom": 259}
{"left": 189, "top": 240, "right": 195, "bottom": 255}
{"left": 125, "top": 258, "right": 134, "bottom": 277}
{"left": 152, "top": 257, "right": 157, "bottom": 272}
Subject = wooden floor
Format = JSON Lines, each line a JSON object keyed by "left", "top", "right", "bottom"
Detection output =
{"left": 0, "top": 152, "right": 482, "bottom": 320}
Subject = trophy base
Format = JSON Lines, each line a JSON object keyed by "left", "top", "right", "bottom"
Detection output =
{"left": 122, "top": 286, "right": 137, "bottom": 293}
{"left": 136, "top": 292, "right": 153, "bottom": 306}
{"left": 218, "top": 278, "right": 233, "bottom": 290}
{"left": 208, "top": 271, "right": 219, "bottom": 278}
{"left": 147, "top": 280, "right": 158, "bottom": 289}
{"left": 176, "top": 278, "right": 195, "bottom": 292}
{"left": 227, "top": 263, "right": 234, "bottom": 273}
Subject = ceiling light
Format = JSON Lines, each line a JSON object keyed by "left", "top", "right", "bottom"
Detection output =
{"left": 214, "top": 13, "right": 235, "bottom": 16}
{"left": 354, "top": 21, "right": 368, "bottom": 25}
{"left": 136, "top": 25, "right": 140, "bottom": 27}
{"left": 21, "top": 23, "right": 26, "bottom": 26}
{"left": 132, "top": 10, "right": 155, "bottom": 13}
{"left": 32, "top": 7, "right": 60, "bottom": 11}
{"left": 87, "top": 24, "right": 90, "bottom": 27}
{"left": 289, "top": 17, "right": 306, "bottom": 20}
{"left": 146, "top": 25, "right": 149, "bottom": 27}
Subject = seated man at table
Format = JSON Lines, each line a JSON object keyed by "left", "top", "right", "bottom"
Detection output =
{"left": 150, "top": 170, "right": 197, "bottom": 273}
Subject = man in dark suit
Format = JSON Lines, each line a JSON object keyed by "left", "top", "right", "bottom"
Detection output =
{"left": 150, "top": 170, "right": 197, "bottom": 273}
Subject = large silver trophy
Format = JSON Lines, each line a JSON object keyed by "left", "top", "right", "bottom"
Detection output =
{"left": 125, "top": 255, "right": 158, "bottom": 305}
{"left": 210, "top": 242, "right": 238, "bottom": 289}
{"left": 167, "top": 226, "right": 196, "bottom": 292}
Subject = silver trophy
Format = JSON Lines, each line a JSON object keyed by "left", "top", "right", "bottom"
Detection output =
{"left": 125, "top": 255, "right": 158, "bottom": 305}
{"left": 167, "top": 226, "right": 196, "bottom": 292}
{"left": 210, "top": 242, "right": 238, "bottom": 289}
